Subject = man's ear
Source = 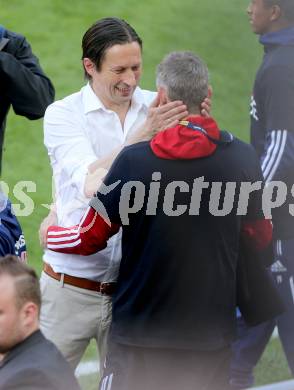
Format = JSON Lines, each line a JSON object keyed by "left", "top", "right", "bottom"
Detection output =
{"left": 83, "top": 58, "right": 96, "bottom": 78}
{"left": 21, "top": 302, "right": 38, "bottom": 328}
{"left": 157, "top": 86, "right": 168, "bottom": 105}
{"left": 270, "top": 5, "right": 282, "bottom": 22}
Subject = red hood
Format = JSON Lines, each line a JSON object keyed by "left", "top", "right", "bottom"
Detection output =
{"left": 150, "top": 116, "right": 220, "bottom": 160}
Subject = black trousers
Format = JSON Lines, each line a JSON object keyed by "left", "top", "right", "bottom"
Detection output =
{"left": 231, "top": 238, "right": 294, "bottom": 389}
{"left": 99, "top": 341, "right": 231, "bottom": 390}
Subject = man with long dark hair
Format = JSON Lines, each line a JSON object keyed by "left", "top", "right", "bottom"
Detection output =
{"left": 39, "top": 17, "right": 210, "bottom": 369}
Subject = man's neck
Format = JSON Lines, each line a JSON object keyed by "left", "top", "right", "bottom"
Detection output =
{"left": 267, "top": 20, "right": 294, "bottom": 34}
{"left": 183, "top": 109, "right": 201, "bottom": 119}
{"left": 16, "top": 325, "right": 40, "bottom": 350}
{"left": 22, "top": 324, "right": 40, "bottom": 340}
{"left": 108, "top": 101, "right": 131, "bottom": 128}
{"left": 90, "top": 84, "right": 132, "bottom": 128}
{"left": 0, "top": 326, "right": 40, "bottom": 362}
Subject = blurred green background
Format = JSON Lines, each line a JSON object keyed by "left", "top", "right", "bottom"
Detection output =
{"left": 1, "top": 0, "right": 291, "bottom": 388}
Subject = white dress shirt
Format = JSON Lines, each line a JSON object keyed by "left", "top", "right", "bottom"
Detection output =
{"left": 43, "top": 83, "right": 156, "bottom": 281}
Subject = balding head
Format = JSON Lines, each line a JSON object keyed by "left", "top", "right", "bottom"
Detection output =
{"left": 0, "top": 256, "right": 40, "bottom": 354}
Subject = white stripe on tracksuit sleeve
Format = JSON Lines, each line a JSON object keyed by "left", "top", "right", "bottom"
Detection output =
{"left": 261, "top": 130, "right": 288, "bottom": 183}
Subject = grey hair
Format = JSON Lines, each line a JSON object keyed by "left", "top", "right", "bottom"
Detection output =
{"left": 156, "top": 51, "right": 209, "bottom": 114}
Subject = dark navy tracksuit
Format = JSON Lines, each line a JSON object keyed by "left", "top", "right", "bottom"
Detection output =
{"left": 231, "top": 27, "right": 294, "bottom": 389}
{"left": 0, "top": 194, "right": 26, "bottom": 260}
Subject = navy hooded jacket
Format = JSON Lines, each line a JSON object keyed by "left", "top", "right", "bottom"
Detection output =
{"left": 0, "top": 194, "right": 26, "bottom": 261}
{"left": 250, "top": 27, "right": 294, "bottom": 239}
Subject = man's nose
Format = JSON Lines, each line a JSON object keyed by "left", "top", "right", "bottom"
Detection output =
{"left": 247, "top": 3, "right": 252, "bottom": 15}
{"left": 123, "top": 70, "right": 137, "bottom": 86}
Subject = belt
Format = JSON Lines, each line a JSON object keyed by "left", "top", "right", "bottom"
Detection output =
{"left": 43, "top": 263, "right": 116, "bottom": 295}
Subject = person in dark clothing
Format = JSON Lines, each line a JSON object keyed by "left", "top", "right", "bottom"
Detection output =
{"left": 230, "top": 1, "right": 294, "bottom": 388}
{"left": 46, "top": 51, "right": 272, "bottom": 390}
{"left": 0, "top": 193, "right": 27, "bottom": 362}
{"left": 0, "top": 255, "right": 80, "bottom": 390}
{"left": 0, "top": 26, "right": 54, "bottom": 171}
{"left": 0, "top": 193, "right": 26, "bottom": 261}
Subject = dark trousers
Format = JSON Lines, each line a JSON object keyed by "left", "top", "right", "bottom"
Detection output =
{"left": 230, "top": 238, "right": 294, "bottom": 389}
{"left": 99, "top": 341, "right": 231, "bottom": 390}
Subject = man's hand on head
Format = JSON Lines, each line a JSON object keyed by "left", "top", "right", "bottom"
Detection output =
{"left": 200, "top": 86, "right": 212, "bottom": 117}
{"left": 126, "top": 94, "right": 188, "bottom": 144}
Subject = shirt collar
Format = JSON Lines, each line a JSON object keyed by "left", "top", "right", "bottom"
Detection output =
{"left": 0, "top": 330, "right": 42, "bottom": 368}
{"left": 260, "top": 26, "right": 294, "bottom": 48}
{"left": 130, "top": 87, "right": 149, "bottom": 112}
{"left": 82, "top": 83, "right": 149, "bottom": 115}
{"left": 82, "top": 83, "right": 106, "bottom": 114}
